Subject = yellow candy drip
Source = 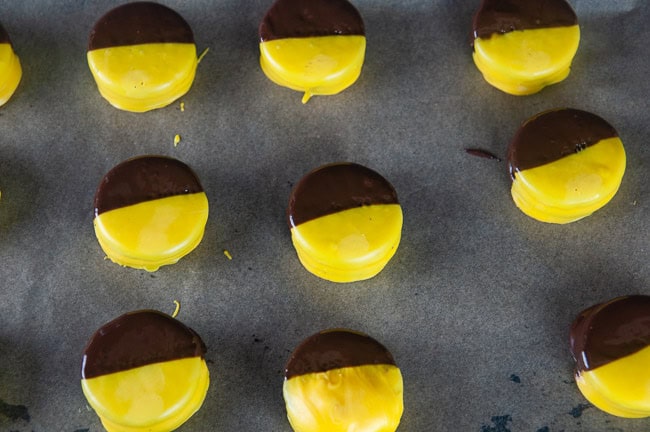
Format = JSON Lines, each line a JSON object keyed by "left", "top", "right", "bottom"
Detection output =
{"left": 259, "top": 35, "right": 366, "bottom": 103}
{"left": 0, "top": 42, "right": 22, "bottom": 106}
{"left": 473, "top": 25, "right": 580, "bottom": 95}
{"left": 82, "top": 357, "right": 210, "bottom": 432}
{"left": 511, "top": 137, "right": 626, "bottom": 224}
{"left": 575, "top": 346, "right": 650, "bottom": 418}
{"left": 284, "top": 364, "right": 404, "bottom": 432}
{"left": 87, "top": 43, "right": 197, "bottom": 112}
{"left": 93, "top": 193, "right": 209, "bottom": 271}
{"left": 290, "top": 204, "right": 402, "bottom": 282}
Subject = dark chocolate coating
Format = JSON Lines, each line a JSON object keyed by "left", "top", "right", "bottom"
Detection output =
{"left": 88, "top": 1, "right": 194, "bottom": 51}
{"left": 570, "top": 296, "right": 650, "bottom": 372}
{"left": 472, "top": 0, "right": 577, "bottom": 40}
{"left": 507, "top": 108, "right": 619, "bottom": 179}
{"left": 94, "top": 156, "right": 204, "bottom": 217}
{"left": 285, "top": 329, "right": 397, "bottom": 379}
{"left": 0, "top": 23, "right": 11, "bottom": 45}
{"left": 259, "top": 0, "right": 364, "bottom": 42}
{"left": 287, "top": 162, "right": 399, "bottom": 228}
{"left": 81, "top": 310, "right": 206, "bottom": 379}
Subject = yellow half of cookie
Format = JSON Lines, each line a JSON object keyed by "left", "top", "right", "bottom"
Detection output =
{"left": 0, "top": 42, "right": 21, "bottom": 106}
{"left": 473, "top": 25, "right": 580, "bottom": 95}
{"left": 260, "top": 35, "right": 365, "bottom": 103}
{"left": 93, "top": 193, "right": 209, "bottom": 271}
{"left": 87, "top": 42, "right": 197, "bottom": 112}
{"left": 511, "top": 137, "right": 625, "bottom": 224}
{"left": 81, "top": 357, "right": 210, "bottom": 432}
{"left": 576, "top": 346, "right": 650, "bottom": 418}
{"left": 284, "top": 364, "right": 403, "bottom": 432}
{"left": 290, "top": 204, "right": 402, "bottom": 283}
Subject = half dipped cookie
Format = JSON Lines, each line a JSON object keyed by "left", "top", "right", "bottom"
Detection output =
{"left": 283, "top": 329, "right": 404, "bottom": 432}
{"left": 471, "top": 0, "right": 580, "bottom": 95}
{"left": 81, "top": 310, "right": 210, "bottom": 432}
{"left": 259, "top": 0, "right": 366, "bottom": 103}
{"left": 570, "top": 296, "right": 650, "bottom": 418}
{"left": 87, "top": 2, "right": 198, "bottom": 112}
{"left": 93, "top": 156, "right": 209, "bottom": 271}
{"left": 507, "top": 108, "right": 626, "bottom": 224}
{"left": 287, "top": 162, "right": 402, "bottom": 282}
{"left": 0, "top": 22, "right": 22, "bottom": 106}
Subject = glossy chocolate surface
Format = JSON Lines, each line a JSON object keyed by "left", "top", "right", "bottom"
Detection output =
{"left": 570, "top": 296, "right": 650, "bottom": 372}
{"left": 285, "top": 329, "right": 397, "bottom": 379}
{"left": 88, "top": 1, "right": 194, "bottom": 51}
{"left": 473, "top": 0, "right": 577, "bottom": 40}
{"left": 94, "top": 156, "right": 204, "bottom": 216}
{"left": 259, "top": 0, "right": 364, "bottom": 42}
{"left": 81, "top": 310, "right": 206, "bottom": 379}
{"left": 288, "top": 162, "right": 399, "bottom": 227}
{"left": 507, "top": 108, "right": 618, "bottom": 178}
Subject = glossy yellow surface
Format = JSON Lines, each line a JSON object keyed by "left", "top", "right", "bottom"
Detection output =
{"left": 87, "top": 43, "right": 197, "bottom": 112}
{"left": 260, "top": 35, "right": 365, "bottom": 103}
{"left": 82, "top": 357, "right": 210, "bottom": 432}
{"left": 473, "top": 25, "right": 579, "bottom": 95}
{"left": 511, "top": 137, "right": 625, "bottom": 224}
{"left": 94, "top": 193, "right": 209, "bottom": 271}
{"left": 575, "top": 346, "right": 650, "bottom": 418}
{"left": 291, "top": 204, "right": 402, "bottom": 283}
{"left": 0, "top": 42, "right": 22, "bottom": 106}
{"left": 284, "top": 364, "right": 403, "bottom": 432}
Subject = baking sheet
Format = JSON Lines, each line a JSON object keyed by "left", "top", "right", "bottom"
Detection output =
{"left": 0, "top": 0, "right": 648, "bottom": 430}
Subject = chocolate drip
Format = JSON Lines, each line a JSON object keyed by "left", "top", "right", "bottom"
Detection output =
{"left": 570, "top": 296, "right": 650, "bottom": 372}
{"left": 285, "top": 329, "right": 397, "bottom": 379}
{"left": 0, "top": 23, "right": 11, "bottom": 45}
{"left": 473, "top": 0, "right": 577, "bottom": 40}
{"left": 287, "top": 162, "right": 399, "bottom": 228}
{"left": 94, "top": 156, "right": 204, "bottom": 217}
{"left": 259, "top": 0, "right": 364, "bottom": 42}
{"left": 88, "top": 2, "right": 194, "bottom": 51}
{"left": 81, "top": 310, "right": 206, "bottom": 379}
{"left": 508, "top": 108, "right": 618, "bottom": 178}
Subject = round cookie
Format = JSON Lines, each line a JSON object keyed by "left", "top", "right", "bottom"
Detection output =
{"left": 471, "top": 0, "right": 580, "bottom": 95}
{"left": 507, "top": 108, "right": 626, "bottom": 224}
{"left": 81, "top": 310, "right": 210, "bottom": 432}
{"left": 283, "top": 329, "right": 404, "bottom": 432}
{"left": 0, "top": 22, "right": 22, "bottom": 106}
{"left": 259, "top": 0, "right": 366, "bottom": 103}
{"left": 570, "top": 295, "right": 650, "bottom": 418}
{"left": 87, "top": 2, "right": 197, "bottom": 112}
{"left": 287, "top": 162, "right": 402, "bottom": 283}
{"left": 93, "top": 155, "right": 209, "bottom": 271}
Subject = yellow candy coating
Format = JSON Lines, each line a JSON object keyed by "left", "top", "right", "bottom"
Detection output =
{"left": 473, "top": 26, "right": 580, "bottom": 95}
{"left": 511, "top": 137, "right": 625, "bottom": 223}
{"left": 93, "top": 193, "right": 209, "bottom": 271}
{"left": 283, "top": 364, "right": 404, "bottom": 432}
{"left": 290, "top": 204, "right": 402, "bottom": 282}
{"left": 82, "top": 357, "right": 210, "bottom": 432}
{"left": 260, "top": 35, "right": 365, "bottom": 103}
{"left": 87, "top": 43, "right": 197, "bottom": 112}
{"left": 0, "top": 42, "right": 22, "bottom": 106}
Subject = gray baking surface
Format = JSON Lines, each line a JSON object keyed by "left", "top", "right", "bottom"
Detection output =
{"left": 0, "top": 0, "right": 648, "bottom": 431}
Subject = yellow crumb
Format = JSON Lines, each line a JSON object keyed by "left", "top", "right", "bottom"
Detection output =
{"left": 172, "top": 300, "right": 181, "bottom": 318}
{"left": 174, "top": 134, "right": 181, "bottom": 147}
{"left": 180, "top": 102, "right": 185, "bottom": 112}
{"left": 198, "top": 47, "right": 210, "bottom": 64}
{"left": 223, "top": 250, "right": 233, "bottom": 260}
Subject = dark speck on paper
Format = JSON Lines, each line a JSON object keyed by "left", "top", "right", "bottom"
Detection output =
{"left": 569, "top": 403, "right": 591, "bottom": 418}
{"left": 536, "top": 427, "right": 549, "bottom": 432}
{"left": 481, "top": 414, "right": 512, "bottom": 432}
{"left": 0, "top": 399, "right": 30, "bottom": 421}
{"left": 73, "top": 429, "right": 90, "bottom": 432}
{"left": 509, "top": 374, "right": 521, "bottom": 383}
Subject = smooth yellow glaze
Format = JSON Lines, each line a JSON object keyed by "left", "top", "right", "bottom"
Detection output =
{"left": 290, "top": 204, "right": 402, "bottom": 282}
{"left": 511, "top": 137, "right": 626, "bottom": 224}
{"left": 87, "top": 43, "right": 197, "bottom": 112}
{"left": 260, "top": 35, "right": 365, "bottom": 103}
{"left": 0, "top": 42, "right": 22, "bottom": 106}
{"left": 94, "top": 193, "right": 209, "bottom": 271}
{"left": 82, "top": 357, "right": 210, "bottom": 432}
{"left": 473, "top": 25, "right": 580, "bottom": 95}
{"left": 575, "top": 346, "right": 650, "bottom": 418}
{"left": 284, "top": 364, "right": 403, "bottom": 432}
